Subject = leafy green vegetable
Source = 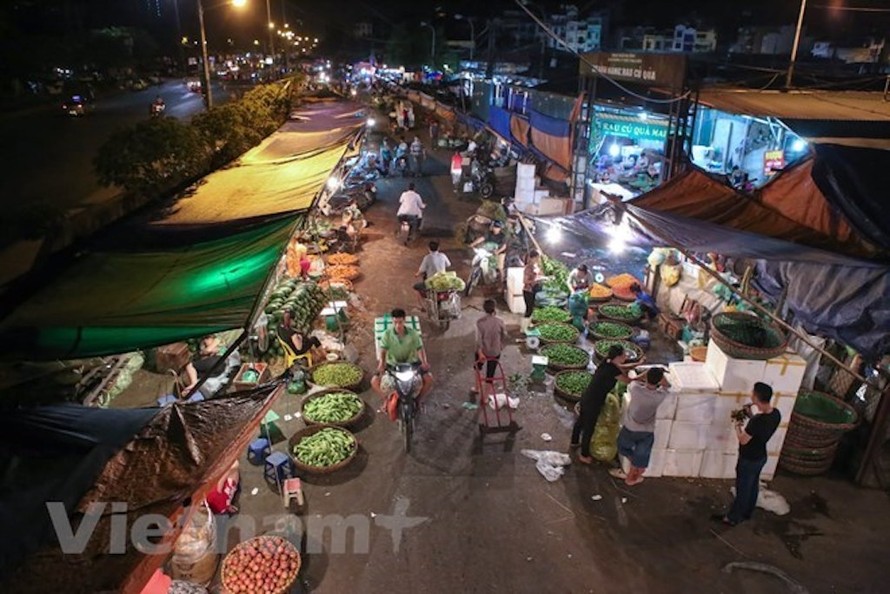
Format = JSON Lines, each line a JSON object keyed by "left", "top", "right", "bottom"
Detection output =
{"left": 537, "top": 323, "right": 580, "bottom": 342}
{"left": 541, "top": 256, "right": 569, "bottom": 292}
{"left": 531, "top": 306, "right": 571, "bottom": 323}
{"left": 589, "top": 321, "right": 633, "bottom": 339}
{"left": 555, "top": 371, "right": 593, "bottom": 396}
{"left": 303, "top": 392, "right": 363, "bottom": 423}
{"left": 599, "top": 303, "right": 643, "bottom": 321}
{"left": 593, "top": 339, "right": 642, "bottom": 362}
{"left": 426, "top": 271, "right": 466, "bottom": 292}
{"left": 312, "top": 362, "right": 363, "bottom": 387}
{"left": 293, "top": 427, "right": 356, "bottom": 467}
{"left": 540, "top": 344, "right": 590, "bottom": 367}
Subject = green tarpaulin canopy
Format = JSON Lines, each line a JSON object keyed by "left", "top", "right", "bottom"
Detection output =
{"left": 0, "top": 218, "right": 294, "bottom": 360}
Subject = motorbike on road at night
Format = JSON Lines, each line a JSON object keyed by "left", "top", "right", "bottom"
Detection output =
{"left": 149, "top": 97, "right": 166, "bottom": 118}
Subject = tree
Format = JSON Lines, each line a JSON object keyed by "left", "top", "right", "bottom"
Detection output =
{"left": 94, "top": 117, "right": 206, "bottom": 194}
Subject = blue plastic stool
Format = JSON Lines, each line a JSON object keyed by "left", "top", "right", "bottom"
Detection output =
{"left": 264, "top": 451, "right": 294, "bottom": 484}
{"left": 247, "top": 438, "right": 271, "bottom": 465}
{"left": 157, "top": 394, "right": 178, "bottom": 407}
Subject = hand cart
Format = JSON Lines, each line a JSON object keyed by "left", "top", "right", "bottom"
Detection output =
{"left": 474, "top": 357, "right": 521, "bottom": 436}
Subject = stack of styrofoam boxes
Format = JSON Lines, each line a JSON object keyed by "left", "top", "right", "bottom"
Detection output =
{"left": 663, "top": 362, "right": 721, "bottom": 477}
{"left": 514, "top": 163, "right": 537, "bottom": 211}
{"left": 703, "top": 340, "right": 806, "bottom": 480}
{"left": 505, "top": 267, "right": 526, "bottom": 314}
{"left": 638, "top": 381, "right": 678, "bottom": 478}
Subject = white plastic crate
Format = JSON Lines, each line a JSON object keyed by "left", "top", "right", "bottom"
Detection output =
{"left": 762, "top": 351, "right": 807, "bottom": 394}
{"left": 668, "top": 421, "right": 709, "bottom": 450}
{"left": 705, "top": 340, "right": 767, "bottom": 392}
{"left": 662, "top": 449, "right": 704, "bottom": 477}
{"left": 700, "top": 450, "right": 738, "bottom": 479}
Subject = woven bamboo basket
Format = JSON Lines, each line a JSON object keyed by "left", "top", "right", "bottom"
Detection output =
{"left": 300, "top": 388, "right": 366, "bottom": 428}
{"left": 540, "top": 344, "right": 590, "bottom": 371}
{"left": 710, "top": 312, "right": 787, "bottom": 360}
{"left": 288, "top": 424, "right": 359, "bottom": 475}
{"left": 221, "top": 535, "right": 301, "bottom": 594}
{"left": 588, "top": 320, "right": 634, "bottom": 341}
{"left": 308, "top": 361, "right": 365, "bottom": 392}
{"left": 596, "top": 302, "right": 643, "bottom": 325}
{"left": 592, "top": 339, "right": 644, "bottom": 364}
{"left": 535, "top": 322, "right": 581, "bottom": 344}
{"left": 553, "top": 370, "right": 593, "bottom": 402}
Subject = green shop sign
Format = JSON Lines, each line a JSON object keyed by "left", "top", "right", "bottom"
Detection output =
{"left": 593, "top": 116, "right": 668, "bottom": 143}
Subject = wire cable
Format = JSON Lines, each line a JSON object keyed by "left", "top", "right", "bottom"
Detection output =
{"left": 513, "top": 0, "right": 691, "bottom": 104}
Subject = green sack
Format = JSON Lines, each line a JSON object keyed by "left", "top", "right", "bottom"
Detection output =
{"left": 591, "top": 392, "right": 622, "bottom": 463}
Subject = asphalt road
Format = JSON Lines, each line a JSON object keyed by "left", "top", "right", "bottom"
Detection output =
{"left": 0, "top": 79, "right": 232, "bottom": 212}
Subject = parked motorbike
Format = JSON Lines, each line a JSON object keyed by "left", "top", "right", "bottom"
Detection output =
{"left": 465, "top": 244, "right": 500, "bottom": 296}
{"left": 468, "top": 159, "right": 495, "bottom": 198}
{"left": 327, "top": 182, "right": 377, "bottom": 215}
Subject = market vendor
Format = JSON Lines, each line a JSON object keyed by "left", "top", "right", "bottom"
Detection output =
{"left": 183, "top": 335, "right": 225, "bottom": 395}
{"left": 372, "top": 308, "right": 433, "bottom": 403}
{"left": 279, "top": 311, "right": 325, "bottom": 363}
{"left": 630, "top": 282, "right": 659, "bottom": 321}
{"left": 567, "top": 264, "right": 592, "bottom": 293}
{"left": 206, "top": 460, "right": 240, "bottom": 515}
{"left": 470, "top": 220, "right": 507, "bottom": 277}
{"left": 341, "top": 198, "right": 367, "bottom": 241}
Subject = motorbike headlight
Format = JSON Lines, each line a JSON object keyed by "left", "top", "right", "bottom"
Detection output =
{"left": 394, "top": 371, "right": 414, "bottom": 382}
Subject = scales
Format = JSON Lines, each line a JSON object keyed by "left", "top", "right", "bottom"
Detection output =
{"left": 531, "top": 355, "right": 549, "bottom": 382}
{"left": 524, "top": 327, "right": 541, "bottom": 350}
{"left": 320, "top": 301, "right": 349, "bottom": 331}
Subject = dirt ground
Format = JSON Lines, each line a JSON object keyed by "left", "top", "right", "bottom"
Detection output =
{"left": 136, "top": 112, "right": 890, "bottom": 593}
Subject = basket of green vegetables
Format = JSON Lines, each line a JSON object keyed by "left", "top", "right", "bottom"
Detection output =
{"left": 597, "top": 302, "right": 643, "bottom": 324}
{"left": 588, "top": 320, "right": 634, "bottom": 341}
{"left": 536, "top": 322, "right": 581, "bottom": 344}
{"left": 592, "top": 339, "right": 644, "bottom": 363}
{"left": 289, "top": 425, "right": 358, "bottom": 474}
{"left": 553, "top": 370, "right": 593, "bottom": 402}
{"left": 540, "top": 344, "right": 590, "bottom": 371}
{"left": 309, "top": 361, "right": 365, "bottom": 391}
{"left": 531, "top": 306, "right": 572, "bottom": 324}
{"left": 301, "top": 389, "right": 365, "bottom": 428}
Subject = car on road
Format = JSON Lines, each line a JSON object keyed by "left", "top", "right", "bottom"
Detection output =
{"left": 61, "top": 94, "right": 93, "bottom": 117}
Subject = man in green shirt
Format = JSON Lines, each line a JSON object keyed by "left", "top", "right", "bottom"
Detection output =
{"left": 372, "top": 308, "right": 433, "bottom": 401}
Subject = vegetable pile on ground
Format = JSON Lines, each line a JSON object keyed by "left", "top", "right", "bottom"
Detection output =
{"left": 531, "top": 306, "right": 571, "bottom": 323}
{"left": 598, "top": 303, "right": 643, "bottom": 322}
{"left": 588, "top": 283, "right": 612, "bottom": 300}
{"left": 263, "top": 280, "right": 326, "bottom": 361}
{"left": 311, "top": 362, "right": 363, "bottom": 388}
{"left": 537, "top": 322, "right": 580, "bottom": 342}
{"left": 303, "top": 391, "right": 363, "bottom": 424}
{"left": 594, "top": 339, "right": 643, "bottom": 362}
{"left": 221, "top": 535, "right": 301, "bottom": 594}
{"left": 541, "top": 256, "right": 569, "bottom": 292}
{"left": 327, "top": 253, "right": 359, "bottom": 266}
{"left": 555, "top": 371, "right": 593, "bottom": 398}
{"left": 293, "top": 427, "right": 356, "bottom": 468}
{"left": 541, "top": 344, "right": 590, "bottom": 368}
{"left": 589, "top": 321, "right": 634, "bottom": 340}
{"left": 326, "top": 265, "right": 361, "bottom": 281}
{"left": 425, "top": 271, "right": 466, "bottom": 292}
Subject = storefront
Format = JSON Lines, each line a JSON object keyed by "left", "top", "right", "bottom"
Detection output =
{"left": 690, "top": 105, "right": 809, "bottom": 191}
{"left": 588, "top": 106, "right": 670, "bottom": 198}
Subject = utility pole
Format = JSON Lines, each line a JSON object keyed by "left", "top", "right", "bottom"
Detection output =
{"left": 197, "top": 0, "right": 213, "bottom": 109}
{"left": 266, "top": 0, "right": 275, "bottom": 67}
{"left": 786, "top": 0, "right": 808, "bottom": 88}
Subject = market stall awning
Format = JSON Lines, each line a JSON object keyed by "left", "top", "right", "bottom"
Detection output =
{"left": 0, "top": 387, "right": 280, "bottom": 593}
{"left": 0, "top": 218, "right": 294, "bottom": 360}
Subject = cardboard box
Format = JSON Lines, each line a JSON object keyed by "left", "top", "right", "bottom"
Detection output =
{"left": 700, "top": 450, "right": 738, "bottom": 479}
{"left": 705, "top": 340, "right": 767, "bottom": 392}
{"left": 762, "top": 351, "right": 807, "bottom": 394}
{"left": 668, "top": 421, "right": 709, "bottom": 450}
{"left": 662, "top": 449, "right": 704, "bottom": 477}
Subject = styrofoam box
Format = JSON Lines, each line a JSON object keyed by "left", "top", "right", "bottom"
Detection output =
{"left": 705, "top": 340, "right": 767, "bottom": 392}
{"left": 701, "top": 450, "right": 738, "bottom": 479}
{"left": 762, "top": 351, "right": 807, "bottom": 394}
{"left": 668, "top": 421, "right": 709, "bottom": 450}
{"left": 517, "top": 162, "right": 536, "bottom": 180}
{"left": 767, "top": 426, "right": 788, "bottom": 456}
{"left": 536, "top": 198, "right": 567, "bottom": 216}
{"left": 656, "top": 391, "right": 678, "bottom": 420}
{"left": 653, "top": 419, "right": 673, "bottom": 451}
{"left": 675, "top": 393, "right": 717, "bottom": 423}
{"left": 707, "top": 421, "right": 738, "bottom": 454}
{"left": 714, "top": 391, "right": 747, "bottom": 425}
{"left": 516, "top": 177, "right": 536, "bottom": 193}
{"left": 773, "top": 393, "right": 797, "bottom": 423}
{"left": 534, "top": 189, "right": 551, "bottom": 201}
{"left": 669, "top": 361, "right": 720, "bottom": 392}
{"left": 662, "top": 449, "right": 704, "bottom": 477}
{"left": 515, "top": 188, "right": 536, "bottom": 204}
{"left": 643, "top": 448, "right": 667, "bottom": 478}
{"left": 762, "top": 454, "right": 779, "bottom": 481}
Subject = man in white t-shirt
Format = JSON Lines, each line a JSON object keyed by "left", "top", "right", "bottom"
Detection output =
{"left": 398, "top": 182, "right": 426, "bottom": 218}
{"left": 413, "top": 240, "right": 452, "bottom": 307}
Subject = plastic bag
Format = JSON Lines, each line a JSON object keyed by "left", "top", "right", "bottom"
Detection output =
{"left": 521, "top": 449, "right": 572, "bottom": 482}
{"left": 591, "top": 393, "right": 621, "bottom": 462}
{"left": 730, "top": 483, "right": 791, "bottom": 516}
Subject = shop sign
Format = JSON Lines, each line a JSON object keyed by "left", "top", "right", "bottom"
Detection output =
{"left": 579, "top": 52, "right": 687, "bottom": 89}
{"left": 764, "top": 150, "right": 785, "bottom": 174}
{"left": 594, "top": 116, "right": 669, "bottom": 143}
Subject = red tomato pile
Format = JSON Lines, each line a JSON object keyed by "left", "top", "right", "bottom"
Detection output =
{"left": 221, "top": 535, "right": 301, "bottom": 594}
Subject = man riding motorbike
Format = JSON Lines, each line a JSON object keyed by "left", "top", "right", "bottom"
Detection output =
{"left": 150, "top": 95, "right": 165, "bottom": 117}
{"left": 397, "top": 182, "right": 425, "bottom": 241}
{"left": 413, "top": 240, "right": 452, "bottom": 309}
{"left": 470, "top": 220, "right": 507, "bottom": 279}
{"left": 372, "top": 308, "right": 433, "bottom": 409}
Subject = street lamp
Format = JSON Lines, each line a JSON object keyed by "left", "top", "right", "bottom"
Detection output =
{"left": 197, "top": 0, "right": 247, "bottom": 110}
{"left": 420, "top": 21, "right": 436, "bottom": 66}
{"left": 266, "top": 0, "right": 275, "bottom": 65}
{"left": 454, "top": 14, "right": 476, "bottom": 61}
